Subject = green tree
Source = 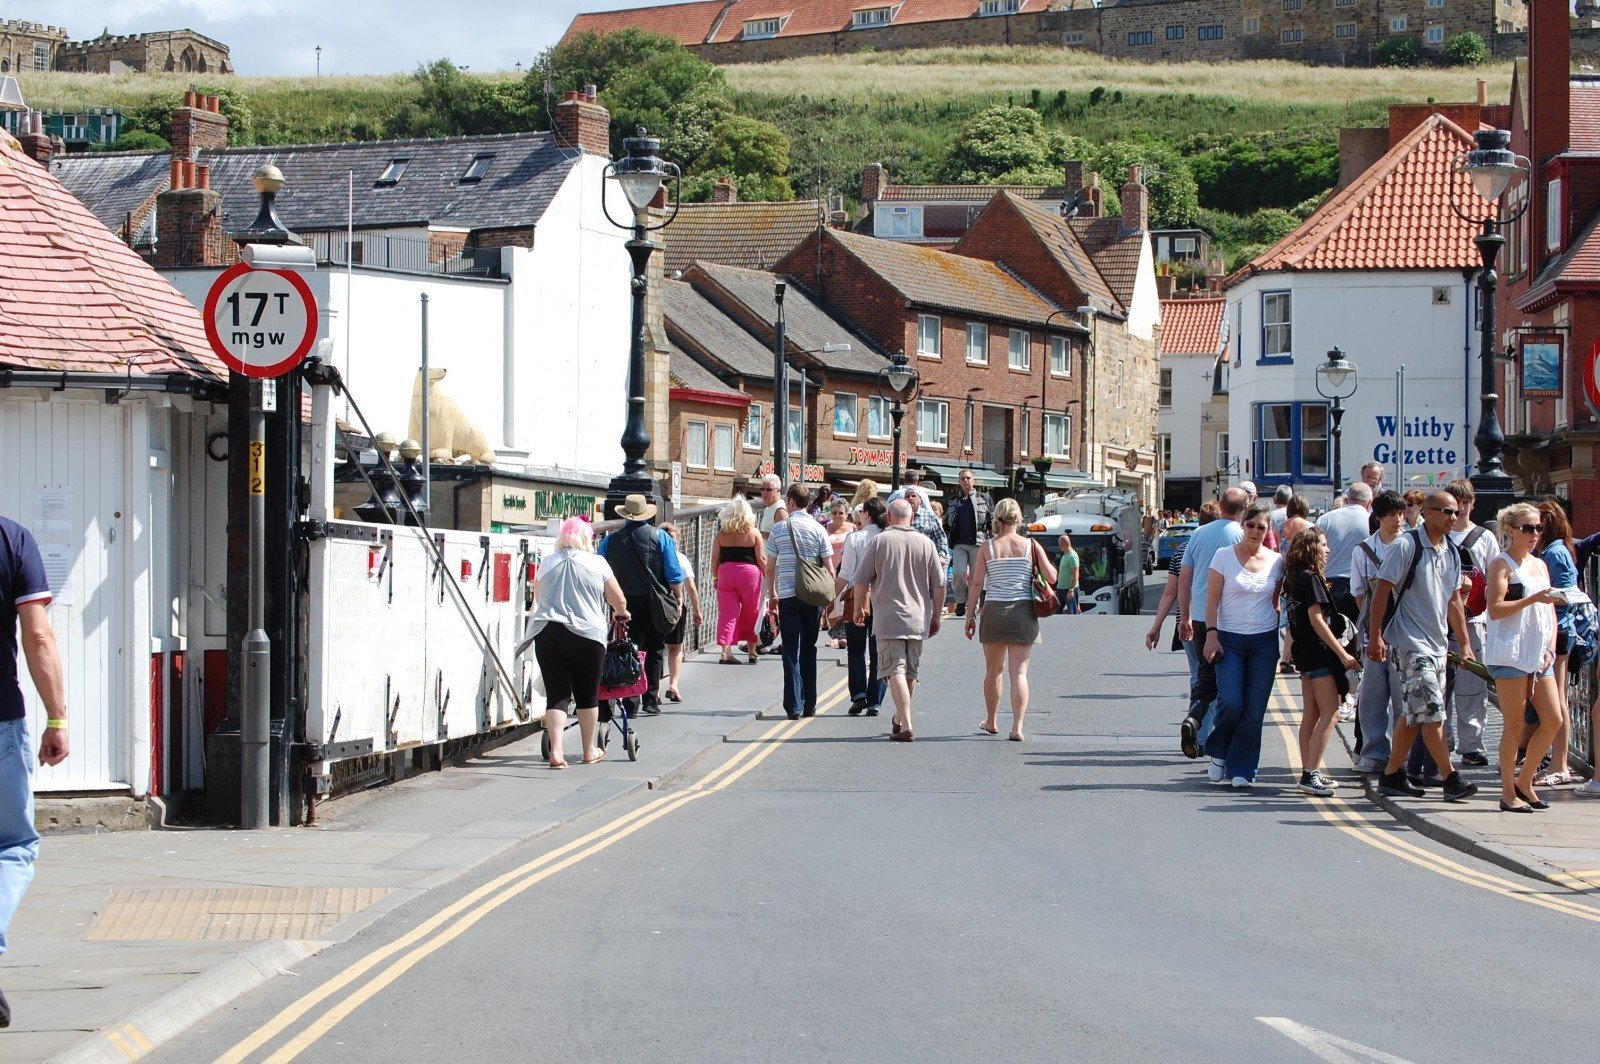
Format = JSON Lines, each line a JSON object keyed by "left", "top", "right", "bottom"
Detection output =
{"left": 942, "top": 105, "right": 1057, "bottom": 183}
{"left": 1088, "top": 140, "right": 1199, "bottom": 228}
{"left": 1374, "top": 37, "right": 1423, "bottom": 68}
{"left": 384, "top": 59, "right": 537, "bottom": 138}
{"left": 539, "top": 29, "right": 689, "bottom": 97}
{"left": 1443, "top": 32, "right": 1490, "bottom": 67}
{"left": 109, "top": 130, "right": 170, "bottom": 152}
{"left": 599, "top": 48, "right": 730, "bottom": 167}
{"left": 1188, "top": 134, "right": 1338, "bottom": 215}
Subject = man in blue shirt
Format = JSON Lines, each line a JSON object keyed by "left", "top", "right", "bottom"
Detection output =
{"left": 1, "top": 515, "right": 69, "bottom": 1028}
{"left": 598, "top": 496, "right": 684, "bottom": 715}
{"left": 1176, "top": 487, "right": 1248, "bottom": 758}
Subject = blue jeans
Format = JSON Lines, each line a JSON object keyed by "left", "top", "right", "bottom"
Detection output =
{"left": 1181, "top": 635, "right": 1200, "bottom": 693}
{"left": 778, "top": 598, "right": 822, "bottom": 714}
{"left": 846, "top": 614, "right": 884, "bottom": 710}
{"left": 1204, "top": 629, "right": 1279, "bottom": 782}
{"left": 0, "top": 718, "right": 39, "bottom": 956}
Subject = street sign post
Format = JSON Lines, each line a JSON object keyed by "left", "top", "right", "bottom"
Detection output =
{"left": 203, "top": 262, "right": 318, "bottom": 379}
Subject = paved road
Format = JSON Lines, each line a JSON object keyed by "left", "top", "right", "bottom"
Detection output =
{"left": 157, "top": 608, "right": 1600, "bottom": 1063}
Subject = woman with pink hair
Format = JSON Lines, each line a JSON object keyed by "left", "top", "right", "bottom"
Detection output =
{"left": 527, "top": 517, "right": 630, "bottom": 768}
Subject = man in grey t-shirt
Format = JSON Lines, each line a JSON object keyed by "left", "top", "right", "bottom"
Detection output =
{"left": 852, "top": 500, "right": 946, "bottom": 742}
{"left": 1317, "top": 482, "right": 1373, "bottom": 612}
{"left": 1365, "top": 491, "right": 1476, "bottom": 802}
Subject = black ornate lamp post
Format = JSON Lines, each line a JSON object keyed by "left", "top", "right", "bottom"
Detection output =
{"left": 880, "top": 350, "right": 918, "bottom": 491}
{"left": 1451, "top": 128, "right": 1530, "bottom": 523}
{"left": 1315, "top": 346, "right": 1359, "bottom": 494}
{"left": 600, "top": 128, "right": 681, "bottom": 519}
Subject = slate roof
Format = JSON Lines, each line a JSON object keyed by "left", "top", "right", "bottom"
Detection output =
{"left": 669, "top": 342, "right": 746, "bottom": 398}
{"left": 0, "top": 130, "right": 222, "bottom": 379}
{"left": 818, "top": 227, "right": 1064, "bottom": 328}
{"left": 878, "top": 184, "right": 1063, "bottom": 204}
{"left": 51, "top": 131, "right": 580, "bottom": 237}
{"left": 564, "top": 0, "right": 1053, "bottom": 47}
{"left": 970, "top": 192, "right": 1120, "bottom": 318}
{"left": 663, "top": 199, "right": 823, "bottom": 274}
{"left": 1227, "top": 114, "right": 1491, "bottom": 283}
{"left": 688, "top": 260, "right": 889, "bottom": 376}
{"left": 1159, "top": 297, "right": 1227, "bottom": 356}
{"left": 664, "top": 278, "right": 776, "bottom": 380}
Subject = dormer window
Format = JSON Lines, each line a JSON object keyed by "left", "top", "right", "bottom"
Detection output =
{"left": 742, "top": 14, "right": 789, "bottom": 38}
{"left": 460, "top": 153, "right": 494, "bottom": 183}
{"left": 376, "top": 158, "right": 409, "bottom": 186}
{"left": 979, "top": 0, "right": 1022, "bottom": 14}
{"left": 852, "top": 4, "right": 898, "bottom": 27}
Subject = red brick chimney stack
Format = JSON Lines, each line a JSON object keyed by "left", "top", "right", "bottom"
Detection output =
{"left": 1064, "top": 159, "right": 1084, "bottom": 198}
{"left": 171, "top": 89, "right": 229, "bottom": 162}
{"left": 712, "top": 176, "right": 738, "bottom": 203}
{"left": 1528, "top": 0, "right": 1570, "bottom": 274}
{"left": 860, "top": 162, "right": 885, "bottom": 203}
{"left": 1084, "top": 173, "right": 1102, "bottom": 217}
{"left": 17, "top": 111, "right": 55, "bottom": 167}
{"left": 1120, "top": 165, "right": 1148, "bottom": 235}
{"left": 154, "top": 129, "right": 228, "bottom": 267}
{"left": 553, "top": 85, "right": 611, "bottom": 156}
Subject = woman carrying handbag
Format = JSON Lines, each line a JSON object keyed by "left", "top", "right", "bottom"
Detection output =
{"left": 964, "top": 499, "right": 1057, "bottom": 742}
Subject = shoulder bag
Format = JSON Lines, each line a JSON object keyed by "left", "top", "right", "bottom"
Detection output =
{"left": 1030, "top": 541, "right": 1060, "bottom": 618}
{"left": 794, "top": 520, "right": 838, "bottom": 608}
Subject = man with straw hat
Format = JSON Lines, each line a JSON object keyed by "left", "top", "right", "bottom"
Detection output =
{"left": 597, "top": 494, "right": 684, "bottom": 715}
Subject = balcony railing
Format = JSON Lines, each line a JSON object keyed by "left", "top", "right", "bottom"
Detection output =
{"left": 309, "top": 232, "right": 504, "bottom": 280}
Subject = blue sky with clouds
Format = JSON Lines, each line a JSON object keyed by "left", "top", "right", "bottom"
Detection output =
{"left": 38, "top": 1, "right": 668, "bottom": 76}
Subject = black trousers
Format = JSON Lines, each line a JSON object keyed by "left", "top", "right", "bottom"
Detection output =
{"left": 533, "top": 622, "right": 605, "bottom": 710}
{"left": 1188, "top": 620, "right": 1218, "bottom": 724}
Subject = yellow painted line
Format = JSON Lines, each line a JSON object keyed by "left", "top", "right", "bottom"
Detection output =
{"left": 121, "top": 1024, "right": 155, "bottom": 1052}
{"left": 223, "top": 680, "right": 847, "bottom": 1064}
{"left": 103, "top": 1029, "right": 140, "bottom": 1061}
{"left": 1266, "top": 685, "right": 1600, "bottom": 925}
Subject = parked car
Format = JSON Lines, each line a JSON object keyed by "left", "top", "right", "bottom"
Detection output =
{"left": 1156, "top": 521, "right": 1198, "bottom": 567}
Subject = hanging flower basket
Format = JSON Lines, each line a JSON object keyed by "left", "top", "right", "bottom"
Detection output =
{"left": 1031, "top": 456, "right": 1054, "bottom": 473}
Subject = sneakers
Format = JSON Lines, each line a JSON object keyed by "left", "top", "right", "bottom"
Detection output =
{"left": 1441, "top": 771, "right": 1479, "bottom": 803}
{"left": 1181, "top": 716, "right": 1201, "bottom": 760}
{"left": 1574, "top": 779, "right": 1600, "bottom": 798}
{"left": 1207, "top": 757, "right": 1227, "bottom": 784}
{"left": 1231, "top": 776, "right": 1254, "bottom": 790}
{"left": 1337, "top": 705, "right": 1356, "bottom": 723}
{"left": 1459, "top": 751, "right": 1490, "bottom": 767}
{"left": 1351, "top": 758, "right": 1385, "bottom": 774}
{"left": 1407, "top": 773, "right": 1444, "bottom": 790}
{"left": 1378, "top": 771, "right": 1425, "bottom": 798}
{"left": 1310, "top": 769, "right": 1341, "bottom": 790}
{"left": 1299, "top": 770, "right": 1335, "bottom": 797}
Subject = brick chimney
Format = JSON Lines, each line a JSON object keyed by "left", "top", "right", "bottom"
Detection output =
{"left": 17, "top": 111, "right": 55, "bottom": 166}
{"left": 1528, "top": 0, "right": 1570, "bottom": 273}
{"left": 153, "top": 157, "right": 231, "bottom": 268}
{"left": 1155, "top": 273, "right": 1175, "bottom": 300}
{"left": 1064, "top": 159, "right": 1084, "bottom": 197}
{"left": 860, "top": 162, "right": 885, "bottom": 203}
{"left": 1120, "top": 165, "right": 1148, "bottom": 235}
{"left": 1083, "top": 173, "right": 1102, "bottom": 217}
{"left": 553, "top": 85, "right": 611, "bottom": 157}
{"left": 171, "top": 90, "right": 229, "bottom": 161}
{"left": 712, "top": 176, "right": 738, "bottom": 203}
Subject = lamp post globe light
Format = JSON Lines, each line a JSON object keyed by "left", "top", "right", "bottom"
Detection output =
{"left": 1314, "top": 346, "right": 1359, "bottom": 495}
{"left": 1450, "top": 127, "right": 1531, "bottom": 524}
{"left": 880, "top": 350, "right": 918, "bottom": 491}
{"left": 600, "top": 128, "right": 681, "bottom": 520}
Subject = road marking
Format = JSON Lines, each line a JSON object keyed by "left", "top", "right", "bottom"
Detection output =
{"left": 1258, "top": 1017, "right": 1419, "bottom": 1064}
{"left": 1266, "top": 688, "right": 1600, "bottom": 926}
{"left": 219, "top": 677, "right": 849, "bottom": 1064}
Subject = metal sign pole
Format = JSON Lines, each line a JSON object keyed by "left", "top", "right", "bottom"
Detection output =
{"left": 243, "top": 379, "right": 270, "bottom": 830}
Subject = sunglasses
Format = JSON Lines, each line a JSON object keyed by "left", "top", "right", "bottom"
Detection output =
{"left": 1515, "top": 523, "right": 1542, "bottom": 535}
{"left": 1427, "top": 506, "right": 1459, "bottom": 517}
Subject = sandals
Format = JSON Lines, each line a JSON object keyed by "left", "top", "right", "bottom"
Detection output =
{"left": 1535, "top": 769, "right": 1581, "bottom": 787}
{"left": 548, "top": 759, "right": 567, "bottom": 770}
{"left": 582, "top": 750, "right": 607, "bottom": 765}
{"left": 665, "top": 688, "right": 682, "bottom": 703}
{"left": 978, "top": 722, "right": 999, "bottom": 735}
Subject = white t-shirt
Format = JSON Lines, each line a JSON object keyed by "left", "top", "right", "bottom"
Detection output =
{"left": 1209, "top": 545, "right": 1284, "bottom": 635}
{"left": 1350, "top": 531, "right": 1402, "bottom": 603}
{"left": 1484, "top": 551, "right": 1555, "bottom": 672}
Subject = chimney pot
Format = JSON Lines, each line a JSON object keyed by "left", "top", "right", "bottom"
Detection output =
{"left": 170, "top": 156, "right": 183, "bottom": 189}
{"left": 584, "top": 83, "right": 598, "bottom": 101}
{"left": 564, "top": 90, "right": 581, "bottom": 102}
{"left": 712, "top": 176, "right": 738, "bottom": 203}
{"left": 196, "top": 164, "right": 211, "bottom": 190}
{"left": 553, "top": 89, "right": 612, "bottom": 156}
{"left": 1477, "top": 79, "right": 1488, "bottom": 107}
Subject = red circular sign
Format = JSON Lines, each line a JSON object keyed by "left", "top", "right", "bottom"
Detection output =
{"left": 1585, "top": 336, "right": 1600, "bottom": 420}
{"left": 203, "top": 262, "right": 319, "bottom": 378}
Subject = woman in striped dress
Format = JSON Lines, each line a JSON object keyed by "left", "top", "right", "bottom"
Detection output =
{"left": 965, "top": 498, "right": 1056, "bottom": 741}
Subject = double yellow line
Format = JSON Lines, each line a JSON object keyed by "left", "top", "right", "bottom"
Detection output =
{"left": 1266, "top": 685, "right": 1600, "bottom": 926}
{"left": 219, "top": 678, "right": 849, "bottom": 1064}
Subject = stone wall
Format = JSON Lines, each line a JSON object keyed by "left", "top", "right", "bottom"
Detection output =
{"left": 56, "top": 29, "right": 232, "bottom": 74}
{"left": 0, "top": 19, "right": 66, "bottom": 75}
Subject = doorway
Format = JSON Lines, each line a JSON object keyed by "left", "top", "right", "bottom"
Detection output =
{"left": 982, "top": 406, "right": 1011, "bottom": 471}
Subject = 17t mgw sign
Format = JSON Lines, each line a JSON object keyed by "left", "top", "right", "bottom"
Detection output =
{"left": 203, "top": 261, "right": 318, "bottom": 378}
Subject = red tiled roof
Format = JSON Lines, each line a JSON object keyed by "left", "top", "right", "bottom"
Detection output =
{"left": 1571, "top": 79, "right": 1600, "bottom": 153}
{"left": 1227, "top": 114, "right": 1491, "bottom": 282}
{"left": 879, "top": 184, "right": 1061, "bottom": 203}
{"left": 663, "top": 199, "right": 822, "bottom": 274}
{"left": 1160, "top": 297, "right": 1227, "bottom": 356}
{"left": 1067, "top": 215, "right": 1144, "bottom": 311}
{"left": 959, "top": 192, "right": 1120, "bottom": 317}
{"left": 0, "top": 131, "right": 222, "bottom": 379}
{"left": 564, "top": 1, "right": 731, "bottom": 46}
{"left": 564, "top": 0, "right": 1052, "bottom": 48}
{"left": 1517, "top": 210, "right": 1600, "bottom": 312}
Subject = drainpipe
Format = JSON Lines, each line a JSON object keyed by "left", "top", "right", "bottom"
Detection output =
{"left": 1463, "top": 272, "right": 1475, "bottom": 477}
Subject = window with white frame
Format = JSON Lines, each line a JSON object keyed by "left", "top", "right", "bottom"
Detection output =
{"left": 687, "top": 421, "right": 708, "bottom": 468}
{"left": 1335, "top": 0, "right": 1356, "bottom": 6}
{"left": 853, "top": 5, "right": 896, "bottom": 27}
{"left": 1044, "top": 413, "right": 1071, "bottom": 458}
{"left": 1009, "top": 328, "right": 1031, "bottom": 370}
{"left": 1281, "top": 27, "right": 1304, "bottom": 41}
{"left": 1020, "top": 408, "right": 1031, "bottom": 456}
{"left": 461, "top": 154, "right": 495, "bottom": 183}
{"left": 1426, "top": 25, "right": 1444, "bottom": 42}
{"left": 916, "top": 399, "right": 949, "bottom": 447}
{"left": 1262, "top": 291, "right": 1291, "bottom": 361}
{"left": 1548, "top": 177, "right": 1564, "bottom": 251}
{"left": 964, "top": 401, "right": 975, "bottom": 451}
{"left": 713, "top": 424, "right": 735, "bottom": 470}
{"left": 1217, "top": 431, "right": 1231, "bottom": 474}
{"left": 867, "top": 396, "right": 890, "bottom": 440}
{"left": 1283, "top": 0, "right": 1301, "bottom": 9}
{"left": 875, "top": 204, "right": 923, "bottom": 239}
{"left": 1336, "top": 22, "right": 1358, "bottom": 37}
{"left": 1243, "top": 17, "right": 1261, "bottom": 32}
{"left": 377, "top": 158, "right": 410, "bottom": 185}
{"left": 918, "top": 314, "right": 942, "bottom": 359}
{"left": 1065, "top": 32, "right": 1085, "bottom": 44}
{"left": 744, "top": 403, "right": 764, "bottom": 449}
{"left": 980, "top": 0, "right": 1022, "bottom": 13}
{"left": 834, "top": 392, "right": 859, "bottom": 436}
{"left": 1389, "top": 15, "right": 1407, "bottom": 30}
{"left": 967, "top": 323, "right": 989, "bottom": 364}
{"left": 1051, "top": 335, "right": 1071, "bottom": 376}
{"left": 33, "top": 42, "right": 48, "bottom": 71}
{"left": 1160, "top": 433, "right": 1172, "bottom": 473}
{"left": 743, "top": 16, "right": 785, "bottom": 37}
{"left": 1159, "top": 368, "right": 1173, "bottom": 409}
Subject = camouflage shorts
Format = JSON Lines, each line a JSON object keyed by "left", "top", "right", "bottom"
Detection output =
{"left": 1392, "top": 649, "right": 1447, "bottom": 726}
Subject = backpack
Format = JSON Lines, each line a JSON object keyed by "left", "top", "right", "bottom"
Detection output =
{"left": 1459, "top": 525, "right": 1491, "bottom": 618}
{"left": 1571, "top": 598, "right": 1599, "bottom": 668}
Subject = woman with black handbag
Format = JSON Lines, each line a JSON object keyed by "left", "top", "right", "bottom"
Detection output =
{"left": 1282, "top": 527, "right": 1360, "bottom": 797}
{"left": 527, "top": 519, "right": 631, "bottom": 769}
{"left": 963, "top": 498, "right": 1056, "bottom": 742}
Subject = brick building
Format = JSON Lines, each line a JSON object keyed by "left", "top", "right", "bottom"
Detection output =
{"left": 563, "top": 0, "right": 1526, "bottom": 68}
{"left": 0, "top": 19, "right": 231, "bottom": 74}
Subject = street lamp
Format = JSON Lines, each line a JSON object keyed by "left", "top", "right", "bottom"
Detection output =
{"left": 600, "top": 128, "right": 681, "bottom": 519}
{"left": 880, "top": 350, "right": 918, "bottom": 491}
{"left": 1314, "top": 346, "right": 1359, "bottom": 493}
{"left": 1450, "top": 127, "right": 1530, "bottom": 523}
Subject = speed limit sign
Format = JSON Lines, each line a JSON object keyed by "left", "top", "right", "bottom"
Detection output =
{"left": 203, "top": 262, "right": 318, "bottom": 378}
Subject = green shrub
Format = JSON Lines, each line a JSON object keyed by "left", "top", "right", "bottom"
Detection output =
{"left": 1443, "top": 33, "right": 1490, "bottom": 67}
{"left": 1374, "top": 37, "right": 1423, "bottom": 68}
{"left": 110, "top": 129, "right": 170, "bottom": 152}
{"left": 1188, "top": 133, "right": 1337, "bottom": 215}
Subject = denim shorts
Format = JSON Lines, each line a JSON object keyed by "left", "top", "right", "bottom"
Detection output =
{"left": 1488, "top": 663, "right": 1553, "bottom": 681}
{"left": 1300, "top": 666, "right": 1335, "bottom": 680}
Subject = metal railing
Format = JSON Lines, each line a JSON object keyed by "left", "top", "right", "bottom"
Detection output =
{"left": 1570, "top": 553, "right": 1598, "bottom": 766}
{"left": 309, "top": 232, "right": 503, "bottom": 280}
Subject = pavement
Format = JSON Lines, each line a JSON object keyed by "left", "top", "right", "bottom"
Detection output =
{"left": 0, "top": 649, "right": 800, "bottom": 1064}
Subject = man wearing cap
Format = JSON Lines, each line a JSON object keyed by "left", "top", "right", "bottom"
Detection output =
{"left": 1, "top": 515, "right": 69, "bottom": 1028}
{"left": 598, "top": 495, "right": 684, "bottom": 715}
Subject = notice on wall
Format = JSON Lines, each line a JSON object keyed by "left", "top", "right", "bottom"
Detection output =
{"left": 33, "top": 487, "right": 72, "bottom": 537}
{"left": 37, "top": 543, "right": 73, "bottom": 606}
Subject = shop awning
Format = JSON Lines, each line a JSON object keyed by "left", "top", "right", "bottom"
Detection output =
{"left": 916, "top": 462, "right": 1007, "bottom": 490}
{"left": 1042, "top": 470, "right": 1103, "bottom": 491}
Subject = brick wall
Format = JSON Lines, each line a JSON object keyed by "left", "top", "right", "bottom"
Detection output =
{"left": 171, "top": 92, "right": 229, "bottom": 161}
{"left": 428, "top": 230, "right": 468, "bottom": 265}
{"left": 153, "top": 186, "right": 236, "bottom": 269}
{"left": 670, "top": 396, "right": 745, "bottom": 501}
{"left": 468, "top": 227, "right": 537, "bottom": 250}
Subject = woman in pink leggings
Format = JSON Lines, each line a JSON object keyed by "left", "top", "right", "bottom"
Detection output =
{"left": 712, "top": 496, "right": 767, "bottom": 664}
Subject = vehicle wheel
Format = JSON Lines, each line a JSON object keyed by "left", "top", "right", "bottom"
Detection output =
{"left": 625, "top": 730, "right": 639, "bottom": 761}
